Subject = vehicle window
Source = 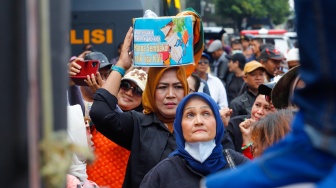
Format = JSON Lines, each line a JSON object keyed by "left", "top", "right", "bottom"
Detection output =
{"left": 274, "top": 39, "right": 289, "bottom": 55}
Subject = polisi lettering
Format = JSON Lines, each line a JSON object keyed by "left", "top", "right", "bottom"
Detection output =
{"left": 70, "top": 29, "right": 113, "bottom": 44}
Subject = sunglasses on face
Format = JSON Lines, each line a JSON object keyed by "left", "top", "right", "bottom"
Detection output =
{"left": 120, "top": 81, "right": 143, "bottom": 96}
{"left": 198, "top": 60, "right": 209, "bottom": 65}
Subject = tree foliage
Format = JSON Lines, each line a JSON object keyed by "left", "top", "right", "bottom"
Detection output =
{"left": 215, "top": 0, "right": 290, "bottom": 25}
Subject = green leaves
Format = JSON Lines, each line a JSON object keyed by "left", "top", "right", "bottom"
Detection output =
{"left": 214, "top": 0, "right": 290, "bottom": 26}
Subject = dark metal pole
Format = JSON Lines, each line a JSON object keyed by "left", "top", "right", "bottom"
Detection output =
{"left": 0, "top": 0, "right": 70, "bottom": 187}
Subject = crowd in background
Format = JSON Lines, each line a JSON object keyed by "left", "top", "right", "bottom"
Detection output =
{"left": 64, "top": 2, "right": 336, "bottom": 187}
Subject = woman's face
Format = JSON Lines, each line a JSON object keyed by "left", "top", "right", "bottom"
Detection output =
{"left": 251, "top": 95, "right": 276, "bottom": 121}
{"left": 181, "top": 97, "right": 216, "bottom": 143}
{"left": 155, "top": 68, "right": 185, "bottom": 119}
{"left": 187, "top": 76, "right": 196, "bottom": 93}
{"left": 117, "top": 80, "right": 142, "bottom": 111}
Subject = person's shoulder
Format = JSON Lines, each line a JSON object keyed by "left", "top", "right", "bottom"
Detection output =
{"left": 219, "top": 52, "right": 228, "bottom": 61}
{"left": 230, "top": 114, "right": 250, "bottom": 122}
{"left": 230, "top": 93, "right": 247, "bottom": 105}
{"left": 150, "top": 156, "right": 181, "bottom": 171}
{"left": 210, "top": 75, "right": 225, "bottom": 85}
{"left": 138, "top": 112, "right": 162, "bottom": 127}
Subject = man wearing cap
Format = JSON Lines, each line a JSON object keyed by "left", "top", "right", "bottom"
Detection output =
{"left": 207, "top": 39, "right": 230, "bottom": 86}
{"left": 202, "top": 0, "right": 336, "bottom": 187}
{"left": 241, "top": 34, "right": 253, "bottom": 59}
{"left": 258, "top": 45, "right": 286, "bottom": 82}
{"left": 84, "top": 52, "right": 113, "bottom": 81}
{"left": 195, "top": 52, "right": 229, "bottom": 109}
{"left": 226, "top": 53, "right": 246, "bottom": 103}
{"left": 286, "top": 48, "right": 300, "bottom": 69}
{"left": 68, "top": 51, "right": 113, "bottom": 119}
{"left": 229, "top": 61, "right": 266, "bottom": 118}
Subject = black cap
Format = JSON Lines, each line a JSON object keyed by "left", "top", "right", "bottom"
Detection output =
{"left": 241, "top": 34, "right": 254, "bottom": 41}
{"left": 259, "top": 45, "right": 286, "bottom": 61}
{"left": 258, "top": 82, "right": 276, "bottom": 97}
{"left": 84, "top": 52, "right": 112, "bottom": 70}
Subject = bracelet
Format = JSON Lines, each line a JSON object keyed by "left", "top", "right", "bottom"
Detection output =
{"left": 111, "top": 65, "right": 125, "bottom": 77}
{"left": 241, "top": 142, "right": 253, "bottom": 150}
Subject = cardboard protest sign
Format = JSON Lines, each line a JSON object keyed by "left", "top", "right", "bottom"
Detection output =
{"left": 133, "top": 16, "right": 194, "bottom": 67}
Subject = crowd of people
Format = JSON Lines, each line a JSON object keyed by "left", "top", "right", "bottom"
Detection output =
{"left": 65, "top": 1, "right": 336, "bottom": 187}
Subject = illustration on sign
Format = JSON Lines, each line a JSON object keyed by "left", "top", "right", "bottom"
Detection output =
{"left": 133, "top": 16, "right": 194, "bottom": 67}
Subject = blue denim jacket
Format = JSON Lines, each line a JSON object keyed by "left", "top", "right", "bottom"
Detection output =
{"left": 294, "top": 0, "right": 336, "bottom": 156}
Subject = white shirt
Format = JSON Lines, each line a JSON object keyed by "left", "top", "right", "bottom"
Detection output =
{"left": 206, "top": 73, "right": 228, "bottom": 109}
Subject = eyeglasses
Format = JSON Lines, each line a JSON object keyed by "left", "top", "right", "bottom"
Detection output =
{"left": 265, "top": 95, "right": 271, "bottom": 103}
{"left": 198, "top": 60, "right": 209, "bottom": 65}
{"left": 120, "top": 81, "right": 143, "bottom": 96}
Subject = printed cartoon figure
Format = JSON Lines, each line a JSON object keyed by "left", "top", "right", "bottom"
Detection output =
{"left": 158, "top": 46, "right": 171, "bottom": 66}
{"left": 160, "top": 18, "right": 190, "bottom": 64}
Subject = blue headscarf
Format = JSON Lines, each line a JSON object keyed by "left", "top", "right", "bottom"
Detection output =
{"left": 170, "top": 92, "right": 226, "bottom": 175}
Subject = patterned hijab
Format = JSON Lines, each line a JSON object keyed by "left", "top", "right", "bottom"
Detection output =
{"left": 176, "top": 8, "right": 204, "bottom": 77}
{"left": 170, "top": 92, "right": 226, "bottom": 175}
{"left": 142, "top": 66, "right": 189, "bottom": 124}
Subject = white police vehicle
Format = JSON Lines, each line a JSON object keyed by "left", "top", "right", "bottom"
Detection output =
{"left": 241, "top": 28, "right": 293, "bottom": 55}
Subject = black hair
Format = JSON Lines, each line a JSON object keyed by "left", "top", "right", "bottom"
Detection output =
{"left": 232, "top": 54, "right": 246, "bottom": 70}
{"left": 231, "top": 53, "right": 246, "bottom": 70}
{"left": 238, "top": 58, "right": 246, "bottom": 70}
{"left": 252, "top": 37, "right": 263, "bottom": 44}
{"left": 190, "top": 73, "right": 201, "bottom": 92}
{"left": 231, "top": 39, "right": 242, "bottom": 47}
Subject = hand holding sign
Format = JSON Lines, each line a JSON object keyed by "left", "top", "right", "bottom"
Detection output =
{"left": 115, "top": 27, "right": 134, "bottom": 71}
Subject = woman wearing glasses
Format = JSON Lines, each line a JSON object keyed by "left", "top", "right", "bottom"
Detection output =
{"left": 86, "top": 68, "right": 147, "bottom": 188}
{"left": 89, "top": 27, "right": 191, "bottom": 188}
{"left": 117, "top": 69, "right": 147, "bottom": 112}
{"left": 68, "top": 63, "right": 148, "bottom": 187}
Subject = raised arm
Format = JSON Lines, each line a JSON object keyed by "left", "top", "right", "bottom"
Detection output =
{"left": 102, "top": 27, "right": 134, "bottom": 95}
{"left": 89, "top": 27, "right": 136, "bottom": 149}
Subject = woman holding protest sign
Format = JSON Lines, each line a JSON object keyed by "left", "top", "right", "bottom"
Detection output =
{"left": 90, "top": 19, "right": 202, "bottom": 187}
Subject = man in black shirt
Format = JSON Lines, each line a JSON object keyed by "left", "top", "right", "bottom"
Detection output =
{"left": 229, "top": 61, "right": 266, "bottom": 118}
{"left": 226, "top": 53, "right": 246, "bottom": 103}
